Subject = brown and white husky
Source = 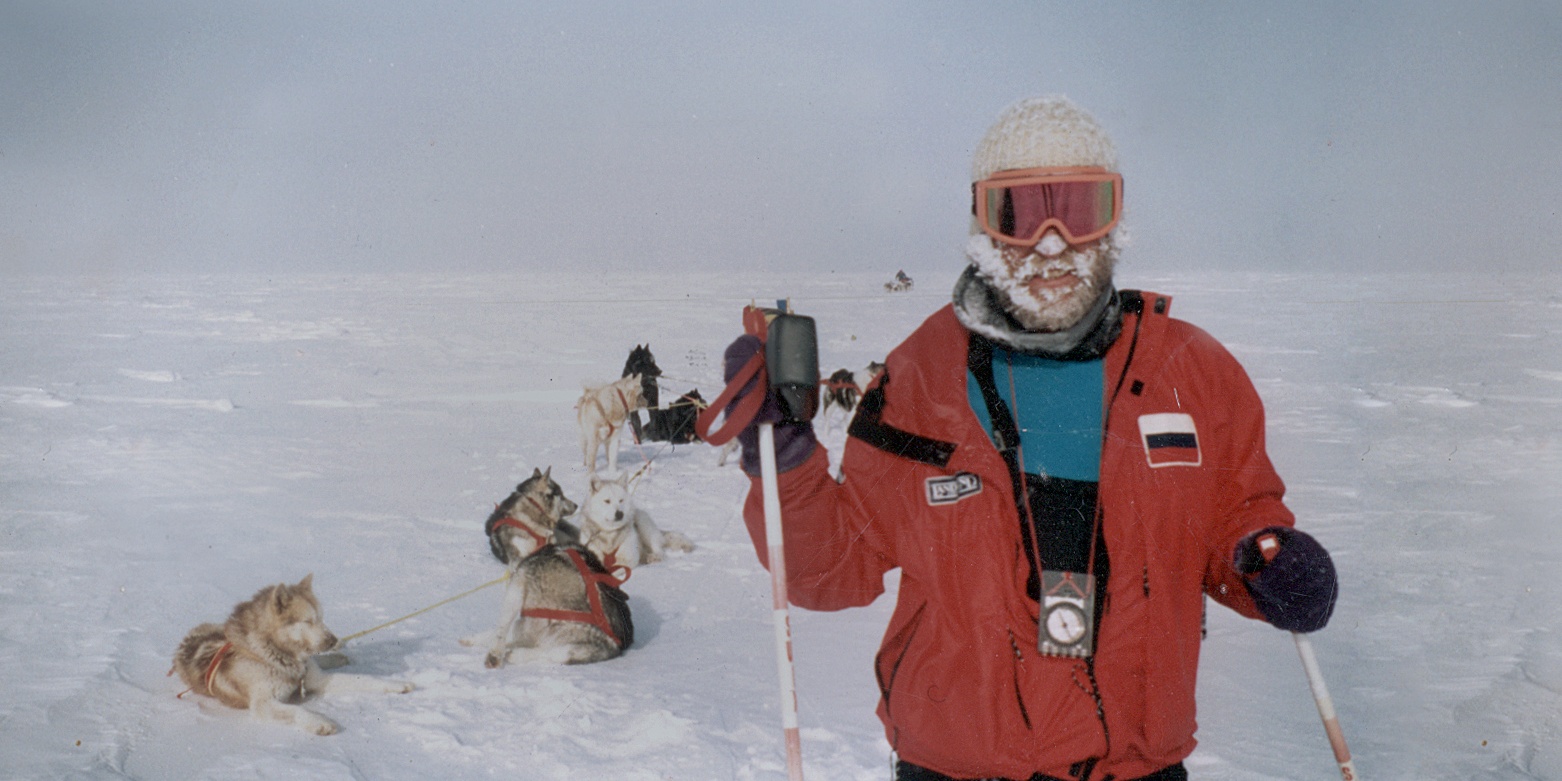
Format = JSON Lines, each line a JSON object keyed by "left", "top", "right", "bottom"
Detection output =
{"left": 171, "top": 575, "right": 413, "bottom": 735}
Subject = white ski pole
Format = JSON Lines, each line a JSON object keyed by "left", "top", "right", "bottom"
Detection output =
{"left": 1294, "top": 632, "right": 1359, "bottom": 780}
{"left": 758, "top": 422, "right": 805, "bottom": 781}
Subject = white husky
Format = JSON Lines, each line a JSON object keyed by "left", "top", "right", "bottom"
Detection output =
{"left": 578, "top": 374, "right": 646, "bottom": 476}
{"left": 579, "top": 472, "right": 695, "bottom": 570}
{"left": 171, "top": 575, "right": 414, "bottom": 735}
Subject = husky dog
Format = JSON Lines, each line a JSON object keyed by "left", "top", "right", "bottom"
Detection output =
{"left": 578, "top": 374, "right": 646, "bottom": 475}
{"left": 885, "top": 269, "right": 914, "bottom": 292}
{"left": 466, "top": 473, "right": 632, "bottom": 666}
{"left": 477, "top": 542, "right": 633, "bottom": 668}
{"left": 823, "top": 368, "right": 862, "bottom": 417}
{"left": 484, "top": 467, "right": 579, "bottom": 565}
{"left": 656, "top": 388, "right": 706, "bottom": 445}
{"left": 621, "top": 344, "right": 662, "bottom": 443}
{"left": 579, "top": 472, "right": 695, "bottom": 569}
{"left": 171, "top": 575, "right": 413, "bottom": 735}
{"left": 822, "top": 361, "right": 885, "bottom": 429}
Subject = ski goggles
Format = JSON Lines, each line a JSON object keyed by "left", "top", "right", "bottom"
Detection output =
{"left": 972, "top": 167, "right": 1123, "bottom": 248}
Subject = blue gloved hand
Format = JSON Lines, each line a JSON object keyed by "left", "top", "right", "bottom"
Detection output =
{"left": 723, "top": 335, "right": 817, "bottom": 476}
{"left": 1234, "top": 526, "right": 1338, "bottom": 633}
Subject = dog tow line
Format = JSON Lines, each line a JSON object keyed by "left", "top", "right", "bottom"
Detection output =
{"left": 333, "top": 575, "right": 510, "bottom": 648}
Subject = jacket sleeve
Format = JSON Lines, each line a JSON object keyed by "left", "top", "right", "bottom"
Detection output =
{"left": 1178, "top": 328, "right": 1297, "bottom": 619}
{"left": 741, "top": 442, "right": 900, "bottom": 612}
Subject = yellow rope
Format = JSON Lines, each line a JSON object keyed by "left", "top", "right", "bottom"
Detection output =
{"left": 336, "top": 574, "right": 508, "bottom": 647}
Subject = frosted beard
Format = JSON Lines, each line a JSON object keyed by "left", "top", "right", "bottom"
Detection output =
{"left": 964, "top": 233, "right": 1120, "bottom": 333}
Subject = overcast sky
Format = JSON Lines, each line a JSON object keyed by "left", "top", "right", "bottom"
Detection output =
{"left": 2, "top": 1, "right": 1558, "bottom": 277}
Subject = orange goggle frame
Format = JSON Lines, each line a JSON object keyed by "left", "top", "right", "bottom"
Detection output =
{"left": 972, "top": 166, "right": 1123, "bottom": 248}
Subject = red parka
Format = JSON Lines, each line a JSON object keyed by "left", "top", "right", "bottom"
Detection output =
{"left": 741, "top": 292, "right": 1294, "bottom": 779}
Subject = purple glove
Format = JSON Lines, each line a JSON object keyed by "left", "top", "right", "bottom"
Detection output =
{"left": 1234, "top": 526, "right": 1338, "bottom": 633}
{"left": 723, "top": 335, "right": 817, "bottom": 476}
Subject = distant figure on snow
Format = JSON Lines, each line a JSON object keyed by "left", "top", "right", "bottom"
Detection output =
{"left": 884, "top": 269, "right": 914, "bottom": 292}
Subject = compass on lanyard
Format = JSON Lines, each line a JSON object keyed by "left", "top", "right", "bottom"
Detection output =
{"left": 1043, "top": 601, "right": 1089, "bottom": 646}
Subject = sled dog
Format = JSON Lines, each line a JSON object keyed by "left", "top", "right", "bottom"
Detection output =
{"left": 474, "top": 542, "right": 634, "bottom": 667}
{"left": 716, "top": 439, "right": 741, "bottom": 468}
{"left": 655, "top": 388, "right": 706, "bottom": 444}
{"left": 579, "top": 471, "right": 695, "bottom": 569}
{"left": 468, "top": 469, "right": 631, "bottom": 667}
{"left": 171, "top": 575, "right": 413, "bottom": 735}
{"left": 484, "top": 467, "right": 580, "bottom": 565}
{"left": 578, "top": 374, "right": 646, "bottom": 475}
{"left": 822, "top": 361, "right": 885, "bottom": 428}
{"left": 621, "top": 344, "right": 662, "bottom": 442}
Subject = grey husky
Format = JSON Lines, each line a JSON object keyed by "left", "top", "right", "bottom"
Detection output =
{"left": 483, "top": 467, "right": 580, "bottom": 565}
{"left": 171, "top": 575, "right": 413, "bottom": 735}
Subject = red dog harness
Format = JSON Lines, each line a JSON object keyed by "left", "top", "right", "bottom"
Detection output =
{"left": 169, "top": 640, "right": 236, "bottom": 699}
{"left": 521, "top": 547, "right": 631, "bottom": 648}
{"left": 581, "top": 386, "right": 639, "bottom": 443}
{"left": 491, "top": 515, "right": 553, "bottom": 552}
{"left": 491, "top": 494, "right": 557, "bottom": 554}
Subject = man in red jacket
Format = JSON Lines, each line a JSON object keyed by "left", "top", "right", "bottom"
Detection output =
{"left": 723, "top": 96, "right": 1337, "bottom": 781}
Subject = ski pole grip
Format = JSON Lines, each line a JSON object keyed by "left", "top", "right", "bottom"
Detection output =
{"left": 765, "top": 314, "right": 819, "bottom": 424}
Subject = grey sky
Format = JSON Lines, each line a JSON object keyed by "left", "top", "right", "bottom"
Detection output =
{"left": 2, "top": 1, "right": 1558, "bottom": 276}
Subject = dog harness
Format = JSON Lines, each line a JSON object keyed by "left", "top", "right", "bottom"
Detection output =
{"left": 490, "top": 492, "right": 561, "bottom": 556}
{"left": 169, "top": 641, "right": 236, "bottom": 699}
{"left": 491, "top": 514, "right": 552, "bottom": 553}
{"left": 520, "top": 546, "right": 631, "bottom": 648}
{"left": 583, "top": 386, "right": 638, "bottom": 442}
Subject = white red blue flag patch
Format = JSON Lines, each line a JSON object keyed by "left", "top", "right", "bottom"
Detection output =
{"left": 1137, "top": 413, "right": 1201, "bottom": 468}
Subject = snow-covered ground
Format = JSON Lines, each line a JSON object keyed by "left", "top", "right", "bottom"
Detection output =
{"left": 2, "top": 268, "right": 1558, "bottom": 780}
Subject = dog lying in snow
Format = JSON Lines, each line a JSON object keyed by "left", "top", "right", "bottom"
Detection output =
{"left": 465, "top": 469, "right": 633, "bottom": 667}
{"left": 171, "top": 575, "right": 413, "bottom": 735}
{"left": 578, "top": 472, "right": 695, "bottom": 570}
{"left": 578, "top": 374, "right": 646, "bottom": 475}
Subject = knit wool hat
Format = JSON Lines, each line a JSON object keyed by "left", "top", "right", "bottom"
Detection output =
{"left": 970, "top": 95, "right": 1118, "bottom": 181}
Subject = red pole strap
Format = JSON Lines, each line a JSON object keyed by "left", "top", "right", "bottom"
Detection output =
{"left": 694, "top": 351, "right": 767, "bottom": 447}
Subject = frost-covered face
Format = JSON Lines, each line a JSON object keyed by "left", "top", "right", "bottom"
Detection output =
{"left": 966, "top": 230, "right": 1118, "bottom": 333}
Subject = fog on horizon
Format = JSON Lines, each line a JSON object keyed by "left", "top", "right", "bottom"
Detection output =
{"left": 2, "top": 1, "right": 1558, "bottom": 279}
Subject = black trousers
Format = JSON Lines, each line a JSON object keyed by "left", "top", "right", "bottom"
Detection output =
{"left": 896, "top": 759, "right": 1187, "bottom": 781}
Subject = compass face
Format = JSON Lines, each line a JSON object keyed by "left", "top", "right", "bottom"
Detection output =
{"left": 1044, "top": 602, "right": 1089, "bottom": 646}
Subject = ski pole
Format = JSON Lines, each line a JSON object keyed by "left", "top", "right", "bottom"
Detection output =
{"left": 759, "top": 421, "right": 805, "bottom": 781}
{"left": 692, "top": 301, "right": 815, "bottom": 780}
{"left": 1253, "top": 532, "right": 1358, "bottom": 779}
{"left": 1294, "top": 632, "right": 1359, "bottom": 780}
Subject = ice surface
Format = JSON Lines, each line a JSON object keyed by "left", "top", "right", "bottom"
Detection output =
{"left": 1, "top": 269, "right": 1558, "bottom": 779}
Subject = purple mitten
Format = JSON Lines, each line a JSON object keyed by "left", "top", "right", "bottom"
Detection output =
{"left": 723, "top": 335, "right": 817, "bottom": 476}
{"left": 1234, "top": 526, "right": 1338, "bottom": 633}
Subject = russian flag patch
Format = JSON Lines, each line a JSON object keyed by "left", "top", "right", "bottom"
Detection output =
{"left": 1138, "top": 413, "right": 1201, "bottom": 468}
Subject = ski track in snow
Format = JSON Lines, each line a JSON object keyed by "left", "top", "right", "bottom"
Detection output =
{"left": 1, "top": 270, "right": 1559, "bottom": 780}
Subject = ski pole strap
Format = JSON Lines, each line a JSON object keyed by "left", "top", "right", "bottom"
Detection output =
{"left": 695, "top": 350, "right": 767, "bottom": 446}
